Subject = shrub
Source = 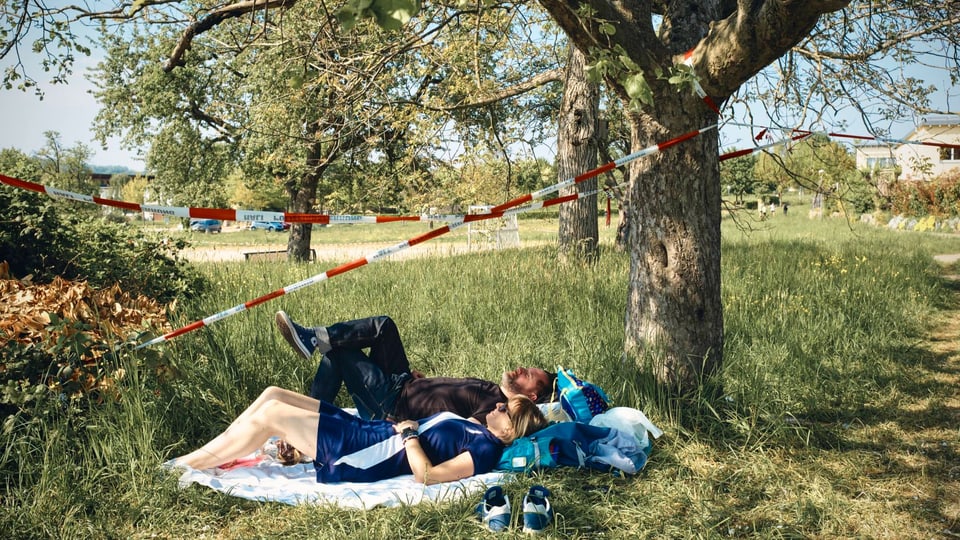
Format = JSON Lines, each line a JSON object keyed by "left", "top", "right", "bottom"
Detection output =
{"left": 0, "top": 184, "right": 205, "bottom": 303}
{"left": 888, "top": 169, "right": 960, "bottom": 218}
{"left": 0, "top": 182, "right": 197, "bottom": 424}
{"left": 0, "top": 275, "right": 175, "bottom": 420}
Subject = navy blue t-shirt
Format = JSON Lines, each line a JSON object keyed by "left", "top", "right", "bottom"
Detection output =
{"left": 313, "top": 402, "right": 504, "bottom": 483}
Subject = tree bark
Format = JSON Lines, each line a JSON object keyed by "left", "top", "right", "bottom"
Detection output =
{"left": 622, "top": 100, "right": 723, "bottom": 393}
{"left": 535, "top": 0, "right": 852, "bottom": 394}
{"left": 557, "top": 47, "right": 600, "bottom": 263}
{"left": 287, "top": 138, "right": 322, "bottom": 262}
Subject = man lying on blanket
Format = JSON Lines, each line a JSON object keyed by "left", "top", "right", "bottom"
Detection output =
{"left": 275, "top": 312, "right": 558, "bottom": 423}
{"left": 169, "top": 387, "right": 548, "bottom": 484}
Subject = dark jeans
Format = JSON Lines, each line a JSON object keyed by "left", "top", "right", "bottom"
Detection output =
{"left": 309, "top": 315, "right": 412, "bottom": 420}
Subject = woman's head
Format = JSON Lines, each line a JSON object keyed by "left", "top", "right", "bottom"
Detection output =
{"left": 485, "top": 395, "right": 549, "bottom": 445}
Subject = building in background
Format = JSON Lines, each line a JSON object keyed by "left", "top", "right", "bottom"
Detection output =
{"left": 855, "top": 114, "right": 960, "bottom": 181}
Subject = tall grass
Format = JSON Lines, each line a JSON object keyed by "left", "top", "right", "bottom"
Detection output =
{"left": 3, "top": 211, "right": 959, "bottom": 538}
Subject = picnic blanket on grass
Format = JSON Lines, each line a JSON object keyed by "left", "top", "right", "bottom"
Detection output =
{"left": 171, "top": 405, "right": 660, "bottom": 507}
{"left": 174, "top": 459, "right": 509, "bottom": 508}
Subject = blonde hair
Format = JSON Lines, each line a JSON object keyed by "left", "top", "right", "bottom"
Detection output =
{"left": 499, "top": 395, "right": 549, "bottom": 445}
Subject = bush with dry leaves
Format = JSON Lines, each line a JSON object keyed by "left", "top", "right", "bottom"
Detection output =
{"left": 0, "top": 261, "right": 174, "bottom": 416}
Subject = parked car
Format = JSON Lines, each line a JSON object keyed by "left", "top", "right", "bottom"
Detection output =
{"left": 189, "top": 219, "right": 222, "bottom": 233}
{"left": 249, "top": 221, "right": 287, "bottom": 232}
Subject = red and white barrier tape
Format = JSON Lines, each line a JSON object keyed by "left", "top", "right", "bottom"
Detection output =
{"left": 682, "top": 49, "right": 722, "bottom": 115}
{"left": 1, "top": 123, "right": 718, "bottom": 225}
{"left": 134, "top": 188, "right": 598, "bottom": 349}
{"left": 490, "top": 124, "right": 718, "bottom": 213}
{"left": 732, "top": 123, "right": 960, "bottom": 151}
{"left": 0, "top": 173, "right": 469, "bottom": 225}
{"left": 1, "top": 123, "right": 717, "bottom": 348}
{"left": 719, "top": 132, "right": 812, "bottom": 162}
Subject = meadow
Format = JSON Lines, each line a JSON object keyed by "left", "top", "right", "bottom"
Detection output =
{"left": 2, "top": 204, "right": 959, "bottom": 539}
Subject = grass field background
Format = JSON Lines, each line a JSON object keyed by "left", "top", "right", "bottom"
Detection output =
{"left": 2, "top": 202, "right": 959, "bottom": 538}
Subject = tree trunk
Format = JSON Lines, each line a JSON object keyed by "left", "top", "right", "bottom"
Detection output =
{"left": 287, "top": 138, "right": 322, "bottom": 262}
{"left": 556, "top": 47, "right": 600, "bottom": 263}
{"left": 622, "top": 99, "right": 723, "bottom": 394}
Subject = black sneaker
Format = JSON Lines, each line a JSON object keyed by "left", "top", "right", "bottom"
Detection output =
{"left": 275, "top": 311, "right": 318, "bottom": 360}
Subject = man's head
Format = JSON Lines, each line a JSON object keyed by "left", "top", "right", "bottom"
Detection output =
{"left": 501, "top": 367, "right": 557, "bottom": 403}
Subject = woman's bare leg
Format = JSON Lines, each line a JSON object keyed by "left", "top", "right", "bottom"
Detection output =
{"left": 172, "top": 387, "right": 321, "bottom": 470}
{"left": 225, "top": 386, "right": 320, "bottom": 428}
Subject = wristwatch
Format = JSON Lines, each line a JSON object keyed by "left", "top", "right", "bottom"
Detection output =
{"left": 401, "top": 427, "right": 419, "bottom": 442}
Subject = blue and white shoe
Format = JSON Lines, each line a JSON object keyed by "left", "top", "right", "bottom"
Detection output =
{"left": 275, "top": 310, "right": 318, "bottom": 360}
{"left": 522, "top": 485, "right": 553, "bottom": 534}
{"left": 475, "top": 485, "right": 511, "bottom": 532}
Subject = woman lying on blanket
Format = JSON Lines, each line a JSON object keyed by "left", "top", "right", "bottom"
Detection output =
{"left": 171, "top": 386, "right": 548, "bottom": 485}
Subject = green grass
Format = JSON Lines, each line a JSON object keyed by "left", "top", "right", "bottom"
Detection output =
{"left": 3, "top": 205, "right": 960, "bottom": 538}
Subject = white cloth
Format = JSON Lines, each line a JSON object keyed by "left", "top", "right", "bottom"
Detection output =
{"left": 589, "top": 407, "right": 663, "bottom": 448}
{"left": 588, "top": 428, "right": 644, "bottom": 474}
{"left": 172, "top": 409, "right": 504, "bottom": 508}
{"left": 174, "top": 459, "right": 509, "bottom": 508}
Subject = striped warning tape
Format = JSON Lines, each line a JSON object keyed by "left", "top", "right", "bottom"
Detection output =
{"left": 0, "top": 123, "right": 719, "bottom": 226}
{"left": 2, "top": 123, "right": 717, "bottom": 348}
{"left": 793, "top": 128, "right": 960, "bottom": 151}
{"left": 719, "top": 131, "right": 813, "bottom": 161}
{"left": 682, "top": 49, "right": 722, "bottom": 115}
{"left": 0, "top": 173, "right": 462, "bottom": 225}
{"left": 729, "top": 123, "right": 960, "bottom": 151}
{"left": 134, "top": 187, "right": 600, "bottom": 349}
{"left": 491, "top": 124, "right": 718, "bottom": 213}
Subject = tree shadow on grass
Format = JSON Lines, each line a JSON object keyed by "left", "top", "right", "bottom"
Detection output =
{"left": 754, "top": 271, "right": 959, "bottom": 534}
{"left": 616, "top": 270, "right": 960, "bottom": 536}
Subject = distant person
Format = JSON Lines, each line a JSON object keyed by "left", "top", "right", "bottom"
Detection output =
{"left": 275, "top": 312, "right": 557, "bottom": 423}
{"left": 783, "top": 202, "right": 789, "bottom": 215}
{"left": 169, "top": 387, "right": 548, "bottom": 484}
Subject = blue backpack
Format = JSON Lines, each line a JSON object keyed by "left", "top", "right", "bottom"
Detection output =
{"left": 557, "top": 367, "right": 611, "bottom": 422}
{"left": 497, "top": 434, "right": 557, "bottom": 472}
{"left": 497, "top": 421, "right": 650, "bottom": 474}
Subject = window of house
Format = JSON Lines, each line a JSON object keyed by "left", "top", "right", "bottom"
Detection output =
{"left": 939, "top": 146, "right": 960, "bottom": 161}
{"left": 866, "top": 157, "right": 896, "bottom": 168}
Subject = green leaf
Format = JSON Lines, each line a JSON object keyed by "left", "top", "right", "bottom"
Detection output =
{"left": 585, "top": 63, "right": 601, "bottom": 83}
{"left": 623, "top": 72, "right": 651, "bottom": 104}
{"left": 335, "top": 7, "right": 359, "bottom": 31}
{"left": 130, "top": 0, "right": 149, "bottom": 15}
{"left": 618, "top": 54, "right": 640, "bottom": 72}
{"left": 370, "top": 0, "right": 421, "bottom": 31}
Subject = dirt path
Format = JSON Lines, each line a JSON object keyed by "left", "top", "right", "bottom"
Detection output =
{"left": 904, "top": 256, "right": 960, "bottom": 533}
{"left": 181, "top": 241, "right": 487, "bottom": 263}
{"left": 934, "top": 253, "right": 960, "bottom": 266}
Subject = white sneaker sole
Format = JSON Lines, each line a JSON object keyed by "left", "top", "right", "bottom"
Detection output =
{"left": 275, "top": 311, "right": 313, "bottom": 360}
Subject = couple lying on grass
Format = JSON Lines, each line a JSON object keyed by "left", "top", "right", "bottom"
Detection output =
{"left": 170, "top": 314, "right": 556, "bottom": 484}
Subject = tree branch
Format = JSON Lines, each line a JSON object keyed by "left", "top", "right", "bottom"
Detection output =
{"left": 427, "top": 67, "right": 564, "bottom": 111}
{"left": 691, "top": 0, "right": 853, "bottom": 101}
{"left": 537, "top": 0, "right": 664, "bottom": 67}
{"left": 163, "top": 0, "right": 297, "bottom": 71}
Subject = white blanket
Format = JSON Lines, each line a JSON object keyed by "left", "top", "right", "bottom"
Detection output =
{"left": 174, "top": 458, "right": 509, "bottom": 508}
{"left": 170, "top": 403, "right": 608, "bottom": 508}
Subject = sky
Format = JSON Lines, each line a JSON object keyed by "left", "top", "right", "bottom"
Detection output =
{"left": 0, "top": 48, "right": 146, "bottom": 172}
{"left": 0, "top": 26, "right": 956, "bottom": 175}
